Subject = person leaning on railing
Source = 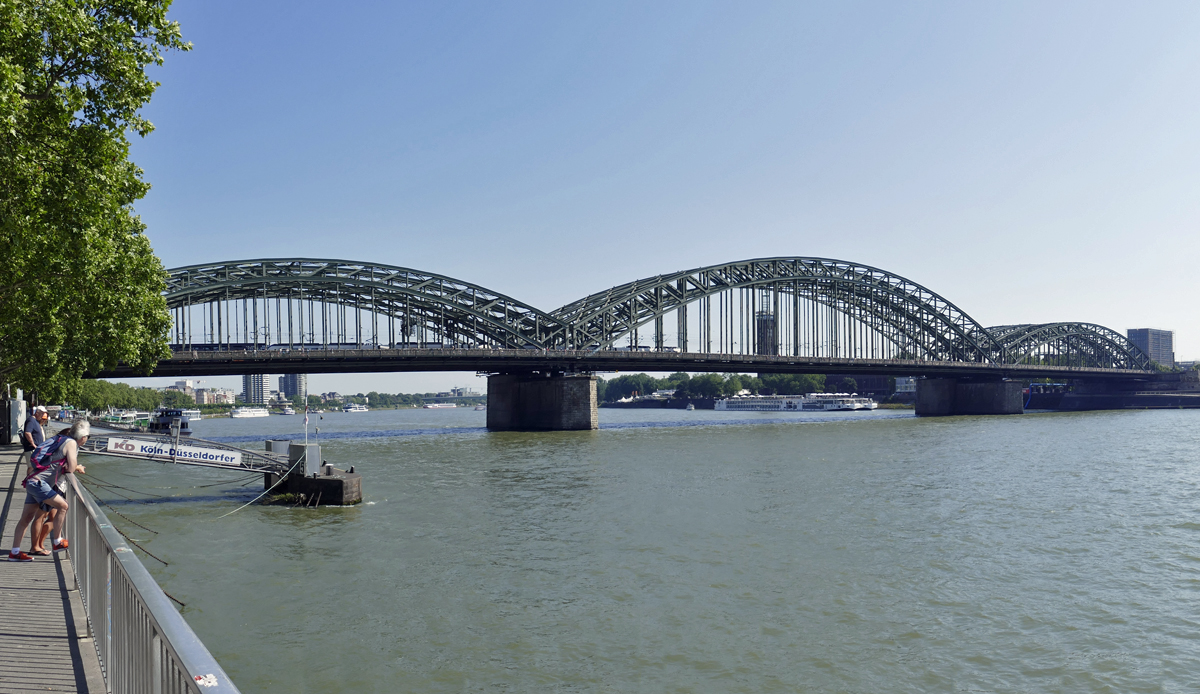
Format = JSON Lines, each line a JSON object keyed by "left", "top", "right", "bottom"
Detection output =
{"left": 24, "top": 407, "right": 59, "bottom": 556}
{"left": 7, "top": 421, "right": 89, "bottom": 563}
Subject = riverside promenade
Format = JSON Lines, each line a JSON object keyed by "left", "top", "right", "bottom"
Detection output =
{"left": 0, "top": 446, "right": 104, "bottom": 693}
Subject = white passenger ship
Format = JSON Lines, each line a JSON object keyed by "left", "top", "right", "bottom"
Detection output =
{"left": 230, "top": 406, "right": 270, "bottom": 418}
{"left": 714, "top": 393, "right": 878, "bottom": 412}
{"left": 342, "top": 403, "right": 369, "bottom": 413}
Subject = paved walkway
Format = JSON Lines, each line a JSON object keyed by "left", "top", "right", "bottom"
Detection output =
{"left": 0, "top": 445, "right": 105, "bottom": 693}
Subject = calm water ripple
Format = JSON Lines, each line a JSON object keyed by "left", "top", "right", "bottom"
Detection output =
{"left": 82, "top": 407, "right": 1200, "bottom": 693}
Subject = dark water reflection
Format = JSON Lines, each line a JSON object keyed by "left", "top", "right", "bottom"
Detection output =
{"left": 81, "top": 407, "right": 1200, "bottom": 692}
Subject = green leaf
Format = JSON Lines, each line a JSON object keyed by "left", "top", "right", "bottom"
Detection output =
{"left": 0, "top": 0, "right": 187, "bottom": 400}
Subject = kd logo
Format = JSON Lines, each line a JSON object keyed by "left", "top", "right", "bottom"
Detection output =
{"left": 114, "top": 441, "right": 136, "bottom": 452}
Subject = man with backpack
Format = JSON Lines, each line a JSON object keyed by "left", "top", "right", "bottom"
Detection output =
{"left": 7, "top": 420, "right": 89, "bottom": 562}
{"left": 19, "top": 406, "right": 49, "bottom": 464}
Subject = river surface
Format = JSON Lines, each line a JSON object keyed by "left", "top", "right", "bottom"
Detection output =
{"left": 79, "top": 407, "right": 1200, "bottom": 693}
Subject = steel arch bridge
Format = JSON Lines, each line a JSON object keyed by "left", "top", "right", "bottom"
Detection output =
{"left": 987, "top": 323, "right": 1151, "bottom": 371}
{"left": 550, "top": 257, "right": 1002, "bottom": 362}
{"left": 165, "top": 259, "right": 565, "bottom": 350}
{"left": 145, "top": 256, "right": 1154, "bottom": 378}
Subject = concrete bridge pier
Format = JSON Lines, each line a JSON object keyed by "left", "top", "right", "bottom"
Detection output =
{"left": 487, "top": 372, "right": 599, "bottom": 431}
{"left": 915, "top": 378, "right": 1024, "bottom": 416}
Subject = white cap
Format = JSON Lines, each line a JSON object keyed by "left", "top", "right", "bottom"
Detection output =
{"left": 33, "top": 405, "right": 47, "bottom": 414}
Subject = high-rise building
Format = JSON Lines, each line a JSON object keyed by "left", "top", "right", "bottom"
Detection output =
{"left": 1127, "top": 328, "right": 1174, "bottom": 367}
{"left": 242, "top": 374, "right": 271, "bottom": 404}
{"left": 279, "top": 373, "right": 308, "bottom": 399}
{"left": 755, "top": 311, "right": 778, "bottom": 355}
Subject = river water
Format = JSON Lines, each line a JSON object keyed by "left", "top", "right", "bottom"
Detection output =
{"left": 79, "top": 407, "right": 1200, "bottom": 693}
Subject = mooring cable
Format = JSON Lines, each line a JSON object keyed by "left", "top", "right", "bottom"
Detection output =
{"left": 216, "top": 452, "right": 307, "bottom": 519}
{"left": 190, "top": 473, "right": 261, "bottom": 488}
{"left": 162, "top": 589, "right": 187, "bottom": 608}
{"left": 79, "top": 478, "right": 149, "bottom": 504}
{"left": 84, "top": 472, "right": 169, "bottom": 499}
{"left": 109, "top": 523, "right": 169, "bottom": 566}
{"left": 84, "top": 491, "right": 160, "bottom": 535}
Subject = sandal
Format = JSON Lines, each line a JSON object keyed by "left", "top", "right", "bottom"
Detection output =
{"left": 29, "top": 548, "right": 51, "bottom": 556}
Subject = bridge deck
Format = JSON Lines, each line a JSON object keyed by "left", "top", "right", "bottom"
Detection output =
{"left": 0, "top": 446, "right": 105, "bottom": 694}
{"left": 95, "top": 347, "right": 1158, "bottom": 380}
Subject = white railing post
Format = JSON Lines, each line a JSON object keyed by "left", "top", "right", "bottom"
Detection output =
{"left": 63, "top": 474, "right": 240, "bottom": 693}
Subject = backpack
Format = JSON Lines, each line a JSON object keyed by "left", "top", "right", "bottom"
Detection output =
{"left": 22, "top": 433, "right": 70, "bottom": 488}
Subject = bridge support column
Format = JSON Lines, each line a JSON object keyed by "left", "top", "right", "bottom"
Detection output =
{"left": 915, "top": 378, "right": 1023, "bottom": 416}
{"left": 487, "top": 372, "right": 598, "bottom": 431}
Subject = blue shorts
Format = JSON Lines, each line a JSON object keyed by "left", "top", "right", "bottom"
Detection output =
{"left": 24, "top": 479, "right": 60, "bottom": 511}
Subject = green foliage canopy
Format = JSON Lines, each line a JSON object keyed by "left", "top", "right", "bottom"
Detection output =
{"left": 600, "top": 373, "right": 663, "bottom": 401}
{"left": 833, "top": 377, "right": 858, "bottom": 393}
{"left": 160, "top": 389, "right": 194, "bottom": 407}
{"left": 597, "top": 372, "right": 829, "bottom": 401}
{"left": 757, "top": 373, "right": 825, "bottom": 395}
{"left": 0, "top": 1, "right": 189, "bottom": 400}
{"left": 73, "top": 379, "right": 163, "bottom": 412}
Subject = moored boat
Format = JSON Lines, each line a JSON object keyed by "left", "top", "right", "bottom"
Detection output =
{"left": 230, "top": 406, "right": 270, "bottom": 418}
{"left": 342, "top": 403, "right": 369, "bottom": 413}
{"left": 714, "top": 393, "right": 877, "bottom": 412}
{"left": 147, "top": 408, "right": 194, "bottom": 436}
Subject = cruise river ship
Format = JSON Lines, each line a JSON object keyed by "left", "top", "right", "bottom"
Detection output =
{"left": 714, "top": 393, "right": 877, "bottom": 412}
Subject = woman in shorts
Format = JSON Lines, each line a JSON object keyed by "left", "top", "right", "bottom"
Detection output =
{"left": 7, "top": 420, "right": 88, "bottom": 562}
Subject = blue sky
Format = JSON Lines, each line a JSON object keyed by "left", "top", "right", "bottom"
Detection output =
{"left": 122, "top": 1, "right": 1200, "bottom": 394}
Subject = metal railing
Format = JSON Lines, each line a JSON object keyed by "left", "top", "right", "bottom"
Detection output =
{"left": 150, "top": 346, "right": 1153, "bottom": 377}
{"left": 64, "top": 473, "right": 240, "bottom": 693}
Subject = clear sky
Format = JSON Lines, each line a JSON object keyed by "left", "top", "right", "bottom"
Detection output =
{"left": 120, "top": 1, "right": 1200, "bottom": 395}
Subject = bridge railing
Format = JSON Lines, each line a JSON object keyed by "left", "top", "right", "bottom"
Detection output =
{"left": 160, "top": 345, "right": 1153, "bottom": 376}
{"left": 64, "top": 473, "right": 241, "bottom": 693}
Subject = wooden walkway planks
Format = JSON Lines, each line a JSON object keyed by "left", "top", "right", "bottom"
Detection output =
{"left": 0, "top": 446, "right": 105, "bottom": 694}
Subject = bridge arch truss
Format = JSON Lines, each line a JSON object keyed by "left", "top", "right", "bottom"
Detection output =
{"left": 987, "top": 323, "right": 1152, "bottom": 371}
{"left": 161, "top": 256, "right": 1154, "bottom": 374}
{"left": 551, "top": 257, "right": 1004, "bottom": 362}
{"left": 165, "top": 259, "right": 564, "bottom": 351}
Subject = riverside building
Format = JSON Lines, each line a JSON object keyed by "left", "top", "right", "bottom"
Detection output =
{"left": 1127, "top": 328, "right": 1174, "bottom": 367}
{"left": 279, "top": 373, "right": 308, "bottom": 399}
{"left": 242, "top": 374, "right": 271, "bottom": 404}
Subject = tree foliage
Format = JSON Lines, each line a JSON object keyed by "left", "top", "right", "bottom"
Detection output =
{"left": 757, "top": 373, "right": 825, "bottom": 395}
{"left": 0, "top": 1, "right": 189, "bottom": 400}
{"left": 596, "top": 372, "right": 829, "bottom": 401}
{"left": 73, "top": 379, "right": 164, "bottom": 412}
{"left": 160, "top": 389, "right": 193, "bottom": 407}
{"left": 833, "top": 377, "right": 858, "bottom": 393}
{"left": 357, "top": 390, "right": 485, "bottom": 408}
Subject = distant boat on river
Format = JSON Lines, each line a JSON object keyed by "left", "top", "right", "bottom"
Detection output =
{"left": 714, "top": 393, "right": 877, "bottom": 412}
